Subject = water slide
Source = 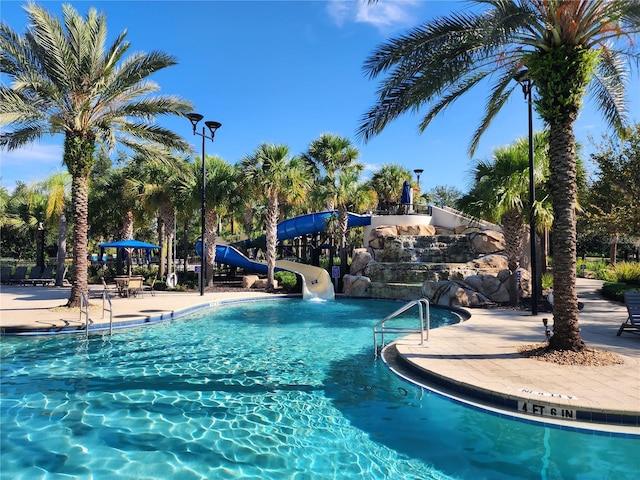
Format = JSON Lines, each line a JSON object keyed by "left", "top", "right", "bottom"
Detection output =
{"left": 213, "top": 212, "right": 372, "bottom": 300}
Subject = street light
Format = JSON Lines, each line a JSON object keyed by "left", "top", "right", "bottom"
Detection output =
{"left": 413, "top": 168, "right": 424, "bottom": 186}
{"left": 413, "top": 169, "right": 424, "bottom": 212}
{"left": 186, "top": 112, "right": 222, "bottom": 296}
{"left": 515, "top": 70, "right": 539, "bottom": 315}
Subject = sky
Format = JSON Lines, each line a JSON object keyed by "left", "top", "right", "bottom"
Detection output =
{"left": 1, "top": 0, "right": 639, "bottom": 196}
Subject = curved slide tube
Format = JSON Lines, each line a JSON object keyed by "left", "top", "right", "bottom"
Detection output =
{"left": 214, "top": 212, "right": 372, "bottom": 300}
{"left": 276, "top": 211, "right": 372, "bottom": 241}
{"left": 214, "top": 245, "right": 334, "bottom": 300}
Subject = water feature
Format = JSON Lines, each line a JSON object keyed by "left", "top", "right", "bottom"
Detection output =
{"left": 1, "top": 299, "right": 637, "bottom": 479}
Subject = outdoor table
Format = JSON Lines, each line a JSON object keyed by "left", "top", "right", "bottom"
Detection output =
{"left": 114, "top": 276, "right": 144, "bottom": 298}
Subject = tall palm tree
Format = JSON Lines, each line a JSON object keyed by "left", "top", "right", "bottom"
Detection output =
{"left": 240, "top": 143, "right": 310, "bottom": 291}
{"left": 40, "top": 172, "right": 71, "bottom": 286}
{"left": 358, "top": 0, "right": 640, "bottom": 351}
{"left": 302, "top": 134, "right": 362, "bottom": 211}
{"left": 0, "top": 3, "right": 192, "bottom": 306}
{"left": 303, "top": 133, "right": 363, "bottom": 271}
{"left": 458, "top": 134, "right": 549, "bottom": 305}
{"left": 370, "top": 164, "right": 412, "bottom": 212}
{"left": 192, "top": 155, "right": 235, "bottom": 287}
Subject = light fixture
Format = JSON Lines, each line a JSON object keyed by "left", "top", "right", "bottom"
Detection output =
{"left": 186, "top": 112, "right": 222, "bottom": 296}
{"left": 515, "top": 69, "right": 539, "bottom": 315}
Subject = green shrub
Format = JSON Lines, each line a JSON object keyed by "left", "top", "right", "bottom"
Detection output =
{"left": 275, "top": 271, "right": 299, "bottom": 292}
{"left": 607, "top": 261, "right": 640, "bottom": 284}
{"left": 541, "top": 272, "right": 553, "bottom": 290}
{"left": 601, "top": 282, "right": 635, "bottom": 302}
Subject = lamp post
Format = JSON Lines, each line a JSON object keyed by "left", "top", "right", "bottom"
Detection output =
{"left": 413, "top": 168, "right": 423, "bottom": 186}
{"left": 186, "top": 113, "right": 222, "bottom": 296}
{"left": 413, "top": 169, "right": 424, "bottom": 211}
{"left": 515, "top": 70, "right": 539, "bottom": 315}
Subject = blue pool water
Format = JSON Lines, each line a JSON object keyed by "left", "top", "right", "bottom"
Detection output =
{"left": 1, "top": 298, "right": 638, "bottom": 479}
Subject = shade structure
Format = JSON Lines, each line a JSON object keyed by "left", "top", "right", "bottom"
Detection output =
{"left": 100, "top": 239, "right": 160, "bottom": 249}
{"left": 99, "top": 239, "right": 160, "bottom": 276}
{"left": 400, "top": 180, "right": 411, "bottom": 205}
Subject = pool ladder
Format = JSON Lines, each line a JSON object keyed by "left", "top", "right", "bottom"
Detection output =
{"left": 80, "top": 291, "right": 114, "bottom": 337}
{"left": 373, "top": 298, "right": 430, "bottom": 358}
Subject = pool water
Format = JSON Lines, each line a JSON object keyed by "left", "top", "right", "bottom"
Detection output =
{"left": 1, "top": 299, "right": 638, "bottom": 479}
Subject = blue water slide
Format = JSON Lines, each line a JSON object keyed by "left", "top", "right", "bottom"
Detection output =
{"left": 202, "top": 212, "right": 373, "bottom": 274}
{"left": 276, "top": 212, "right": 371, "bottom": 241}
{"left": 214, "top": 244, "right": 269, "bottom": 274}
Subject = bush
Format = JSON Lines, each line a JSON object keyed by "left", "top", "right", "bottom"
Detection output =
{"left": 604, "top": 261, "right": 640, "bottom": 284}
{"left": 601, "top": 282, "right": 635, "bottom": 302}
{"left": 275, "top": 271, "right": 299, "bottom": 292}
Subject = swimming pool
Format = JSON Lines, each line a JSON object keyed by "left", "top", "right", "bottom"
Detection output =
{"left": 1, "top": 298, "right": 638, "bottom": 479}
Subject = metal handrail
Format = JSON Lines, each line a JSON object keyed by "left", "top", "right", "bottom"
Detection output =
{"left": 80, "top": 292, "right": 91, "bottom": 338}
{"left": 101, "top": 290, "right": 114, "bottom": 335}
{"left": 373, "top": 298, "right": 430, "bottom": 358}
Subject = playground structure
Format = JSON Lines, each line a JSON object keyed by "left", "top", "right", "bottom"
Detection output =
{"left": 208, "top": 207, "right": 489, "bottom": 300}
{"left": 207, "top": 212, "right": 371, "bottom": 300}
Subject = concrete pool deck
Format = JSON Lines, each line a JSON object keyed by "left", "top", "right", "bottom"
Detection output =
{"left": 1, "top": 278, "right": 638, "bottom": 433}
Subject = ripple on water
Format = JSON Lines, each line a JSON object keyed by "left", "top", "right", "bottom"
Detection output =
{"left": 1, "top": 299, "right": 637, "bottom": 479}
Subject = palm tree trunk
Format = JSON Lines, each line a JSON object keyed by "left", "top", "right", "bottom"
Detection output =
{"left": 338, "top": 206, "right": 349, "bottom": 277}
{"left": 166, "top": 208, "right": 176, "bottom": 278}
{"left": 205, "top": 208, "right": 217, "bottom": 286}
{"left": 67, "top": 175, "right": 89, "bottom": 307}
{"left": 265, "top": 193, "right": 279, "bottom": 291}
{"left": 122, "top": 210, "right": 134, "bottom": 239}
{"left": 55, "top": 213, "right": 67, "bottom": 287}
{"left": 548, "top": 122, "right": 584, "bottom": 351}
{"left": 502, "top": 210, "right": 525, "bottom": 306}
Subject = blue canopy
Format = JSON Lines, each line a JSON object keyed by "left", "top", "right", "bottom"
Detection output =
{"left": 100, "top": 239, "right": 160, "bottom": 249}
{"left": 400, "top": 180, "right": 411, "bottom": 204}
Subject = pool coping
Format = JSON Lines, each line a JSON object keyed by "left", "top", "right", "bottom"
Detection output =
{"left": 383, "top": 344, "right": 639, "bottom": 436}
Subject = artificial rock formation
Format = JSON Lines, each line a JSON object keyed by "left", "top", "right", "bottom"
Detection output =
{"left": 343, "top": 224, "right": 532, "bottom": 307}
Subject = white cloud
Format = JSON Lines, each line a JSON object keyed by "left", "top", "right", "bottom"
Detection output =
{"left": 327, "top": 0, "right": 420, "bottom": 30}
{"left": 0, "top": 143, "right": 63, "bottom": 191}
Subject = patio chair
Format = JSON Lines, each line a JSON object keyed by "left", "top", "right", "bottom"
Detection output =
{"left": 617, "top": 290, "right": 640, "bottom": 336}
{"left": 101, "top": 277, "right": 119, "bottom": 296}
{"left": 20, "top": 266, "right": 42, "bottom": 285}
{"left": 1, "top": 267, "right": 12, "bottom": 284}
{"left": 143, "top": 274, "right": 157, "bottom": 297}
{"left": 31, "top": 266, "right": 55, "bottom": 286}
{"left": 8, "top": 266, "right": 27, "bottom": 285}
{"left": 126, "top": 276, "right": 144, "bottom": 298}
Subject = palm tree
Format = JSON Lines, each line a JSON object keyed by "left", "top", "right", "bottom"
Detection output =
{"left": 240, "top": 143, "right": 310, "bottom": 291}
{"left": 40, "top": 172, "right": 71, "bottom": 286}
{"left": 370, "top": 164, "right": 412, "bottom": 212}
{"left": 302, "top": 134, "right": 362, "bottom": 211}
{"left": 302, "top": 134, "right": 363, "bottom": 271}
{"left": 358, "top": 0, "right": 640, "bottom": 351}
{"left": 458, "top": 134, "right": 549, "bottom": 305}
{"left": 0, "top": 4, "right": 192, "bottom": 306}
{"left": 193, "top": 155, "right": 235, "bottom": 287}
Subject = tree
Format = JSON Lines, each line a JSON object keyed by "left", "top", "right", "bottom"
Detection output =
{"left": 369, "top": 164, "right": 411, "bottom": 212}
{"left": 302, "top": 134, "right": 363, "bottom": 273}
{"left": 194, "top": 155, "right": 235, "bottom": 287}
{"left": 358, "top": 0, "right": 640, "bottom": 352}
{"left": 40, "top": 172, "right": 71, "bottom": 286}
{"left": 240, "top": 143, "right": 310, "bottom": 291}
{"left": 302, "top": 134, "right": 362, "bottom": 211}
{"left": 0, "top": 3, "right": 191, "bottom": 306}
{"left": 584, "top": 123, "right": 640, "bottom": 263}
{"left": 458, "top": 134, "right": 549, "bottom": 305}
{"left": 428, "top": 185, "right": 462, "bottom": 209}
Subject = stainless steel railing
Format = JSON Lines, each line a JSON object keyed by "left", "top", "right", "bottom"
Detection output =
{"left": 373, "top": 298, "right": 430, "bottom": 358}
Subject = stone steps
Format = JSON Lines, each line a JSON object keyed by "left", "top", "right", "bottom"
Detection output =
{"left": 368, "top": 282, "right": 423, "bottom": 301}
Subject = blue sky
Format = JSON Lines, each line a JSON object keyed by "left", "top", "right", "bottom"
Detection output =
{"left": 1, "top": 0, "right": 639, "bottom": 195}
